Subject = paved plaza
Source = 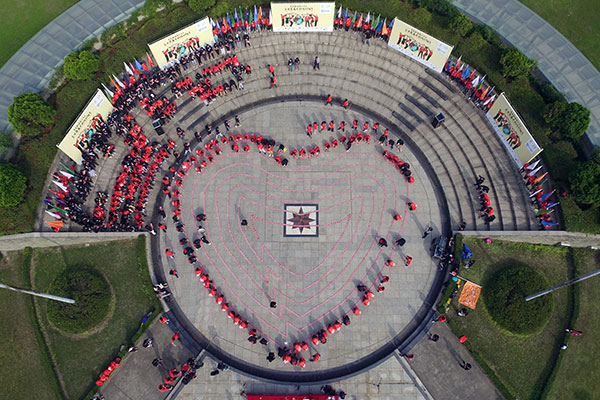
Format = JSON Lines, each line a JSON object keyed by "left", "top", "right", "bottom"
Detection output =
{"left": 159, "top": 102, "right": 443, "bottom": 373}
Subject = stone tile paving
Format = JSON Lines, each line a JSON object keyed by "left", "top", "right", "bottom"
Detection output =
{"left": 160, "top": 102, "right": 442, "bottom": 372}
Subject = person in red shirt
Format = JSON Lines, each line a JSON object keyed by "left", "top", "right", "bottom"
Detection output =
{"left": 306, "top": 124, "right": 312, "bottom": 137}
{"left": 343, "top": 99, "right": 349, "bottom": 109}
{"left": 339, "top": 121, "right": 346, "bottom": 131}
{"left": 270, "top": 76, "right": 276, "bottom": 88}
{"left": 268, "top": 64, "right": 275, "bottom": 76}
{"left": 326, "top": 94, "right": 332, "bottom": 105}
{"left": 158, "top": 384, "right": 172, "bottom": 392}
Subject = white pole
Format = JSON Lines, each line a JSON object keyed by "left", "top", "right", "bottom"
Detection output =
{"left": 0, "top": 282, "right": 76, "bottom": 304}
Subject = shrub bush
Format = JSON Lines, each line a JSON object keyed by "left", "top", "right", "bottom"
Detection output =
{"left": 7, "top": 93, "right": 56, "bottom": 137}
{"left": 188, "top": 0, "right": 216, "bottom": 14}
{"left": 501, "top": 48, "right": 537, "bottom": 79}
{"left": 47, "top": 268, "right": 112, "bottom": 334}
{"left": 64, "top": 50, "right": 100, "bottom": 80}
{"left": 0, "top": 163, "right": 27, "bottom": 207}
{"left": 483, "top": 265, "right": 553, "bottom": 335}
{"left": 450, "top": 14, "right": 472, "bottom": 37}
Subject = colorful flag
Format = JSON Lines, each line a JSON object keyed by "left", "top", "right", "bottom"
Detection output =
{"left": 254, "top": 5, "right": 258, "bottom": 22}
{"left": 134, "top": 58, "right": 143, "bottom": 72}
{"left": 455, "top": 55, "right": 462, "bottom": 69}
{"left": 344, "top": 8, "right": 348, "bottom": 20}
{"left": 526, "top": 160, "right": 540, "bottom": 170}
{"left": 337, "top": 5, "right": 342, "bottom": 18}
{"left": 483, "top": 94, "right": 496, "bottom": 106}
{"left": 365, "top": 12, "right": 371, "bottom": 23}
{"left": 539, "top": 190, "right": 555, "bottom": 203}
{"left": 258, "top": 6, "right": 262, "bottom": 22}
{"left": 534, "top": 172, "right": 548, "bottom": 185}
{"left": 375, "top": 19, "right": 383, "bottom": 33}
{"left": 527, "top": 166, "right": 542, "bottom": 176}
{"left": 124, "top": 62, "right": 134, "bottom": 75}
{"left": 444, "top": 58, "right": 453, "bottom": 72}
{"left": 46, "top": 220, "right": 64, "bottom": 230}
{"left": 60, "top": 170, "right": 74, "bottom": 179}
{"left": 476, "top": 74, "right": 486, "bottom": 91}
{"left": 529, "top": 188, "right": 543, "bottom": 198}
{"left": 541, "top": 220, "right": 558, "bottom": 228}
{"left": 102, "top": 83, "right": 114, "bottom": 98}
{"left": 146, "top": 52, "right": 154, "bottom": 68}
{"left": 544, "top": 202, "right": 560, "bottom": 210}
{"left": 388, "top": 18, "right": 394, "bottom": 29}
{"left": 373, "top": 14, "right": 380, "bottom": 28}
{"left": 113, "top": 74, "right": 126, "bottom": 89}
{"left": 461, "top": 65, "right": 470, "bottom": 80}
{"left": 234, "top": 8, "right": 239, "bottom": 23}
{"left": 356, "top": 14, "right": 363, "bottom": 28}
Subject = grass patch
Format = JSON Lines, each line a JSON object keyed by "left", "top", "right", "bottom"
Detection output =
{"left": 31, "top": 237, "right": 158, "bottom": 400}
{"left": 0, "top": 0, "right": 79, "bottom": 68}
{"left": 519, "top": 0, "right": 600, "bottom": 71}
{"left": 0, "top": 248, "right": 61, "bottom": 400}
{"left": 544, "top": 248, "right": 600, "bottom": 399}
{"left": 443, "top": 238, "right": 571, "bottom": 400}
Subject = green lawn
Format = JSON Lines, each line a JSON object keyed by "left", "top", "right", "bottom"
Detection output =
{"left": 520, "top": 0, "right": 600, "bottom": 71}
{"left": 0, "top": 0, "right": 79, "bottom": 68}
{"left": 0, "top": 249, "right": 61, "bottom": 400}
{"left": 30, "top": 237, "right": 158, "bottom": 400}
{"left": 443, "top": 238, "right": 573, "bottom": 400}
{"left": 545, "top": 248, "right": 600, "bottom": 399}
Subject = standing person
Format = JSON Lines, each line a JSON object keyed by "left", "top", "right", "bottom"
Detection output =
{"left": 313, "top": 56, "right": 320, "bottom": 70}
{"left": 378, "top": 237, "right": 388, "bottom": 248}
{"left": 422, "top": 226, "right": 433, "bottom": 238}
{"left": 294, "top": 57, "right": 300, "bottom": 70}
{"left": 326, "top": 94, "right": 332, "bottom": 106}
{"left": 343, "top": 99, "right": 349, "bottom": 109}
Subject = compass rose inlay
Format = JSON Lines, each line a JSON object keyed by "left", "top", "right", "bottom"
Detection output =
{"left": 283, "top": 204, "right": 319, "bottom": 237}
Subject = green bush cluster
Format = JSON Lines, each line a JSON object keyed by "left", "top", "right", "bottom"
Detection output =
{"left": 501, "top": 48, "right": 537, "bottom": 79}
{"left": 0, "top": 163, "right": 27, "bottom": 207}
{"left": 64, "top": 50, "right": 100, "bottom": 80}
{"left": 483, "top": 265, "right": 553, "bottom": 335}
{"left": 46, "top": 268, "right": 112, "bottom": 334}
{"left": 545, "top": 101, "right": 591, "bottom": 142}
{"left": 7, "top": 93, "right": 56, "bottom": 137}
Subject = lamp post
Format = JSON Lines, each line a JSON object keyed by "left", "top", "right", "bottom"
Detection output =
{"left": 0, "top": 282, "right": 75, "bottom": 304}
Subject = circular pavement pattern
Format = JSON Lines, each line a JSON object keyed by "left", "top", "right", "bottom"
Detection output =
{"left": 158, "top": 101, "right": 448, "bottom": 381}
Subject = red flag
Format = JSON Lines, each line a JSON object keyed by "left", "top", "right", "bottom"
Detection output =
{"left": 146, "top": 52, "right": 155, "bottom": 68}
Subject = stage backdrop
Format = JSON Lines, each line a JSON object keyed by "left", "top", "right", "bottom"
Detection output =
{"left": 148, "top": 17, "right": 213, "bottom": 68}
{"left": 58, "top": 89, "right": 113, "bottom": 164}
{"left": 486, "top": 93, "right": 543, "bottom": 168}
{"left": 271, "top": 2, "right": 334, "bottom": 32}
{"left": 387, "top": 18, "right": 453, "bottom": 73}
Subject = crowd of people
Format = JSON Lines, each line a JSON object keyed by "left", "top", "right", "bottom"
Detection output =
{"left": 475, "top": 175, "right": 496, "bottom": 225}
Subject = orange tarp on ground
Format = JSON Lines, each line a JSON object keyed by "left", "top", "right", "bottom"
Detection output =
{"left": 458, "top": 281, "right": 482, "bottom": 309}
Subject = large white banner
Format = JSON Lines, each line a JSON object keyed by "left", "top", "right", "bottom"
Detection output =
{"left": 57, "top": 89, "right": 113, "bottom": 164}
{"left": 388, "top": 18, "right": 453, "bottom": 73}
{"left": 486, "top": 93, "right": 543, "bottom": 168}
{"left": 271, "top": 2, "right": 334, "bottom": 32}
{"left": 148, "top": 17, "right": 213, "bottom": 68}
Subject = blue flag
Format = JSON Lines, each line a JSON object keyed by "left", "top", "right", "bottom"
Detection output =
{"left": 344, "top": 8, "right": 348, "bottom": 20}
{"left": 134, "top": 58, "right": 143, "bottom": 72}
{"left": 235, "top": 8, "right": 239, "bottom": 23}
{"left": 462, "top": 65, "right": 470, "bottom": 80}
{"left": 388, "top": 18, "right": 394, "bottom": 29}
{"left": 227, "top": 13, "right": 232, "bottom": 27}
{"left": 375, "top": 19, "right": 383, "bottom": 33}
{"left": 254, "top": 5, "right": 258, "bottom": 21}
{"left": 445, "top": 58, "right": 452, "bottom": 72}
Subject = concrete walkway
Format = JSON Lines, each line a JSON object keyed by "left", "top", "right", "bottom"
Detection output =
{"left": 451, "top": 0, "right": 600, "bottom": 149}
{"left": 0, "top": 0, "right": 145, "bottom": 131}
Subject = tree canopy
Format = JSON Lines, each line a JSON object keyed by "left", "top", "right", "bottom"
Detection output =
{"left": 7, "top": 93, "right": 56, "bottom": 137}
{"left": 545, "top": 101, "right": 591, "bottom": 141}
{"left": 450, "top": 14, "right": 472, "bottom": 37}
{"left": 64, "top": 50, "right": 100, "bottom": 80}
{"left": 188, "top": 0, "right": 216, "bottom": 14}
{"left": 501, "top": 48, "right": 537, "bottom": 79}
{"left": 0, "top": 163, "right": 27, "bottom": 207}
{"left": 569, "top": 155, "right": 600, "bottom": 205}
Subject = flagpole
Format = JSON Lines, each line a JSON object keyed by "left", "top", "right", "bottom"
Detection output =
{"left": 0, "top": 283, "right": 75, "bottom": 304}
{"left": 525, "top": 268, "right": 600, "bottom": 301}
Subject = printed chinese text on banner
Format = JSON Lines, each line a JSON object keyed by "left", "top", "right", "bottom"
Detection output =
{"left": 148, "top": 17, "right": 213, "bottom": 68}
{"left": 387, "top": 18, "right": 453, "bottom": 73}
{"left": 486, "top": 93, "right": 543, "bottom": 168}
{"left": 271, "top": 2, "right": 334, "bottom": 32}
{"left": 57, "top": 89, "right": 113, "bottom": 164}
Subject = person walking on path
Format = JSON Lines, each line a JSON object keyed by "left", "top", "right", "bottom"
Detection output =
{"left": 326, "top": 94, "right": 333, "bottom": 106}
{"left": 268, "top": 64, "right": 275, "bottom": 76}
{"left": 460, "top": 360, "right": 472, "bottom": 370}
{"left": 343, "top": 99, "right": 349, "bottom": 109}
{"left": 422, "top": 226, "right": 433, "bottom": 238}
{"left": 165, "top": 248, "right": 174, "bottom": 259}
{"left": 378, "top": 237, "right": 388, "bottom": 248}
{"left": 313, "top": 56, "right": 320, "bottom": 70}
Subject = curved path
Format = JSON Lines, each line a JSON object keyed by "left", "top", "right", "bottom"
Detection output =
{"left": 451, "top": 0, "right": 600, "bottom": 149}
{"left": 0, "top": 0, "right": 145, "bottom": 131}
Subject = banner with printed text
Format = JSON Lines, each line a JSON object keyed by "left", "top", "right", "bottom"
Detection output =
{"left": 57, "top": 89, "right": 113, "bottom": 163}
{"left": 486, "top": 93, "right": 542, "bottom": 168}
{"left": 387, "top": 18, "right": 453, "bottom": 73}
{"left": 271, "top": 2, "right": 334, "bottom": 32}
{"left": 148, "top": 17, "right": 213, "bottom": 68}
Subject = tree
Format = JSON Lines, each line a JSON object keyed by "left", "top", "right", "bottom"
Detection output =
{"left": 188, "top": 0, "right": 216, "bottom": 13}
{"left": 569, "top": 159, "right": 600, "bottom": 205}
{"left": 463, "top": 32, "right": 486, "bottom": 52}
{"left": 412, "top": 7, "right": 432, "bottom": 27}
{"left": 500, "top": 48, "right": 537, "bottom": 79}
{"left": 450, "top": 14, "right": 472, "bottom": 37}
{"left": 545, "top": 101, "right": 590, "bottom": 141}
{"left": 0, "top": 163, "right": 27, "bottom": 207}
{"left": 7, "top": 93, "right": 56, "bottom": 137}
{"left": 63, "top": 50, "right": 100, "bottom": 80}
